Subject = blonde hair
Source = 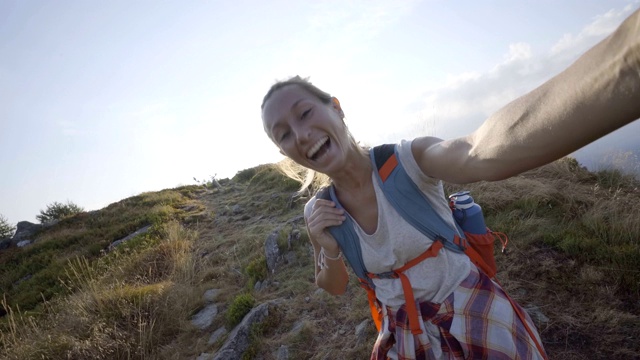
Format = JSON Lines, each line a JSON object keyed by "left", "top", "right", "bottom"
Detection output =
{"left": 263, "top": 75, "right": 367, "bottom": 195}
{"left": 262, "top": 75, "right": 332, "bottom": 110}
{"left": 276, "top": 157, "right": 331, "bottom": 196}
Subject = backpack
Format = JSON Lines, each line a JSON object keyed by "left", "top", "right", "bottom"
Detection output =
{"left": 316, "top": 144, "right": 545, "bottom": 357}
{"left": 316, "top": 144, "right": 504, "bottom": 298}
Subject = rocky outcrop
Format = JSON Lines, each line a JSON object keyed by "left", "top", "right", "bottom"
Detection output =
{"left": 211, "top": 300, "right": 281, "bottom": 360}
{"left": 264, "top": 229, "right": 280, "bottom": 274}
{"left": 197, "top": 298, "right": 282, "bottom": 360}
{"left": 108, "top": 225, "right": 152, "bottom": 251}
{"left": 10, "top": 221, "right": 43, "bottom": 245}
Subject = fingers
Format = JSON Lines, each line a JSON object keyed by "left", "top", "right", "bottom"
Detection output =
{"left": 308, "top": 200, "right": 345, "bottom": 228}
{"left": 306, "top": 199, "right": 346, "bottom": 249}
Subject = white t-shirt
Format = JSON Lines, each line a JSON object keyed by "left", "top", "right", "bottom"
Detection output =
{"left": 356, "top": 139, "right": 470, "bottom": 307}
{"left": 306, "top": 139, "right": 471, "bottom": 308}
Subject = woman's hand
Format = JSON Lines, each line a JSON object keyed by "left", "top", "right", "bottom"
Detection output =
{"left": 306, "top": 198, "right": 345, "bottom": 256}
{"left": 305, "top": 197, "right": 349, "bottom": 295}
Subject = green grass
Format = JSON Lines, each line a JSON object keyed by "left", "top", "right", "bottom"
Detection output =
{"left": 2, "top": 157, "right": 639, "bottom": 359}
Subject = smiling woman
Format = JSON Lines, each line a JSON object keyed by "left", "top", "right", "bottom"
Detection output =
{"left": 259, "top": 8, "right": 639, "bottom": 360}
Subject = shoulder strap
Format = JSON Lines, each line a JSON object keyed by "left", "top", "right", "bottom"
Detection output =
{"left": 315, "top": 187, "right": 374, "bottom": 288}
{"left": 370, "top": 144, "right": 465, "bottom": 253}
{"left": 313, "top": 143, "right": 465, "bottom": 288}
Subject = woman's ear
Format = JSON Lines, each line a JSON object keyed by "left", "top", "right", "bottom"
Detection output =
{"left": 332, "top": 97, "right": 345, "bottom": 118}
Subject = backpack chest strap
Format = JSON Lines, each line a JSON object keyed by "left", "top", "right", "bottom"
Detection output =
{"left": 367, "top": 240, "right": 444, "bottom": 335}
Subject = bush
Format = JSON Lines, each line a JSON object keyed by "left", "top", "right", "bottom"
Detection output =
{"left": 226, "top": 293, "right": 255, "bottom": 327}
{"left": 36, "top": 201, "right": 84, "bottom": 224}
{"left": 246, "top": 256, "right": 268, "bottom": 284}
{"left": 0, "top": 213, "right": 15, "bottom": 239}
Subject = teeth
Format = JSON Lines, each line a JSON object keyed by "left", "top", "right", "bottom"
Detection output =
{"left": 307, "top": 136, "right": 329, "bottom": 159}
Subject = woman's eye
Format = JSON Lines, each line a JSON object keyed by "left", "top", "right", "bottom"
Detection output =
{"left": 279, "top": 131, "right": 290, "bottom": 142}
{"left": 301, "top": 108, "right": 312, "bottom": 119}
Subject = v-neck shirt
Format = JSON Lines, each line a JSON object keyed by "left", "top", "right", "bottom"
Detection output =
{"left": 351, "top": 140, "right": 470, "bottom": 307}
{"left": 304, "top": 139, "right": 472, "bottom": 308}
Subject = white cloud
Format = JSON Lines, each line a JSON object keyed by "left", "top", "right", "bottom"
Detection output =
{"left": 405, "top": 4, "right": 636, "bottom": 141}
{"left": 551, "top": 5, "right": 634, "bottom": 57}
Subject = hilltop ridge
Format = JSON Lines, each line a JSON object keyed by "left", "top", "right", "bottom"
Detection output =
{"left": 1, "top": 158, "right": 639, "bottom": 359}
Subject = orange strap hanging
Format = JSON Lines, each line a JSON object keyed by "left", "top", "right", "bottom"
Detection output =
{"left": 367, "top": 241, "right": 444, "bottom": 335}
{"left": 359, "top": 279, "right": 383, "bottom": 331}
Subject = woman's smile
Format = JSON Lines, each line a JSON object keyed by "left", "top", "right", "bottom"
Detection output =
{"left": 307, "top": 136, "right": 330, "bottom": 161}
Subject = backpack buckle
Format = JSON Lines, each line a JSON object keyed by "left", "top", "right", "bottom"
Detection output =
{"left": 369, "top": 271, "right": 399, "bottom": 280}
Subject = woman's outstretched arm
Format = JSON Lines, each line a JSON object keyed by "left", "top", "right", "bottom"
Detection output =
{"left": 415, "top": 8, "right": 640, "bottom": 184}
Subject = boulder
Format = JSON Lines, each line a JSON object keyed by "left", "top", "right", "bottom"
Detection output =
{"left": 264, "top": 230, "right": 281, "bottom": 273}
{"left": 10, "top": 221, "right": 42, "bottom": 245}
{"left": 191, "top": 304, "right": 219, "bottom": 330}
{"left": 213, "top": 300, "right": 281, "bottom": 360}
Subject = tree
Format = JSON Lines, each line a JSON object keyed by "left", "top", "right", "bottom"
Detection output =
{"left": 36, "top": 201, "right": 84, "bottom": 224}
{"left": 0, "top": 213, "right": 15, "bottom": 239}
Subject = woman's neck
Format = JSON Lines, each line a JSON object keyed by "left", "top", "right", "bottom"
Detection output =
{"left": 329, "top": 148, "right": 372, "bottom": 193}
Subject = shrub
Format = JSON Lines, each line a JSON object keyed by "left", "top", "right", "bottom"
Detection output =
{"left": 36, "top": 201, "right": 84, "bottom": 224}
{"left": 233, "top": 167, "right": 258, "bottom": 183}
{"left": 226, "top": 293, "right": 255, "bottom": 327}
{"left": 0, "top": 213, "right": 15, "bottom": 239}
{"left": 246, "top": 256, "right": 268, "bottom": 284}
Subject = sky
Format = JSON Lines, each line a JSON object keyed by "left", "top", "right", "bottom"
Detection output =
{"left": 1, "top": 0, "right": 639, "bottom": 225}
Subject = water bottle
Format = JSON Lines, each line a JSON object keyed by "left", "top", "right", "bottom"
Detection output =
{"left": 449, "top": 191, "right": 487, "bottom": 234}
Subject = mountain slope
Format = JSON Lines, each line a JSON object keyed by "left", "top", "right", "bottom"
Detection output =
{"left": 1, "top": 159, "right": 639, "bottom": 359}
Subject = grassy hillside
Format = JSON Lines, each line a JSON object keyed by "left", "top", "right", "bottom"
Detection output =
{"left": 1, "top": 158, "right": 638, "bottom": 359}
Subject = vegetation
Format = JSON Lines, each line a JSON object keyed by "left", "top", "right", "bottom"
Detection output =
{"left": 226, "top": 294, "right": 255, "bottom": 327}
{"left": 0, "top": 214, "right": 15, "bottom": 239}
{"left": 36, "top": 201, "right": 85, "bottom": 224}
{"left": 1, "top": 159, "right": 639, "bottom": 359}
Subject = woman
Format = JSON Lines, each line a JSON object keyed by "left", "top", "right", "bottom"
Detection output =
{"left": 261, "top": 9, "right": 639, "bottom": 360}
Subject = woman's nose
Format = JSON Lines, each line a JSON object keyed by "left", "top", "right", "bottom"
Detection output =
{"left": 294, "top": 125, "right": 311, "bottom": 144}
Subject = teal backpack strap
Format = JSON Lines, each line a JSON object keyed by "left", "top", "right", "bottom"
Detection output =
{"left": 370, "top": 144, "right": 465, "bottom": 254}
{"left": 316, "top": 187, "right": 375, "bottom": 288}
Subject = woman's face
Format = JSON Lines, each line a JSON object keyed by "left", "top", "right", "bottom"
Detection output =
{"left": 262, "top": 85, "right": 349, "bottom": 173}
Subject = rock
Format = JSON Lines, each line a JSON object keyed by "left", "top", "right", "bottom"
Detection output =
{"left": 16, "top": 240, "right": 32, "bottom": 248}
{"left": 287, "top": 229, "right": 301, "bottom": 249}
{"left": 11, "top": 221, "right": 43, "bottom": 245}
{"left": 213, "top": 300, "right": 281, "bottom": 360}
{"left": 355, "top": 319, "right": 371, "bottom": 345}
{"left": 290, "top": 320, "right": 304, "bottom": 334}
{"left": 208, "top": 327, "right": 227, "bottom": 345}
{"left": 203, "top": 289, "right": 221, "bottom": 303}
{"left": 254, "top": 280, "right": 262, "bottom": 291}
{"left": 180, "top": 204, "right": 199, "bottom": 212}
{"left": 232, "top": 205, "right": 243, "bottom": 214}
{"left": 191, "top": 304, "right": 219, "bottom": 330}
{"left": 284, "top": 251, "right": 297, "bottom": 264}
{"left": 525, "top": 304, "right": 550, "bottom": 324}
{"left": 108, "top": 225, "right": 152, "bottom": 251}
{"left": 254, "top": 280, "right": 269, "bottom": 292}
{"left": 14, "top": 274, "right": 32, "bottom": 285}
{"left": 264, "top": 230, "right": 281, "bottom": 273}
{"left": 277, "top": 345, "right": 289, "bottom": 360}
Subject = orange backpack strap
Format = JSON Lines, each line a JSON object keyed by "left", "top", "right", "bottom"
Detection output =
{"left": 367, "top": 241, "right": 444, "bottom": 335}
{"left": 359, "top": 279, "right": 383, "bottom": 331}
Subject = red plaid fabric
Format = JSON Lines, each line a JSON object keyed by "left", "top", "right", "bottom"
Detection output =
{"left": 371, "top": 266, "right": 547, "bottom": 360}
